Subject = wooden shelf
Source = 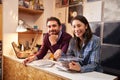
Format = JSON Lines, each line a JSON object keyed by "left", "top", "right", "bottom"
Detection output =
{"left": 19, "top": 6, "right": 44, "bottom": 15}
{"left": 18, "top": 29, "right": 42, "bottom": 34}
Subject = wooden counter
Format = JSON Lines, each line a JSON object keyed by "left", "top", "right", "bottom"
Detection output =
{"left": 3, "top": 55, "right": 69, "bottom": 80}
{"left": 3, "top": 55, "right": 118, "bottom": 80}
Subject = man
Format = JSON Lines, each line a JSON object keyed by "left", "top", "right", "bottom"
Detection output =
{"left": 23, "top": 17, "right": 72, "bottom": 65}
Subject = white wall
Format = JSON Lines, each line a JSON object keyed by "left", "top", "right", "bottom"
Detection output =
{"left": 42, "top": 0, "right": 56, "bottom": 33}
{"left": 3, "top": 0, "right": 18, "bottom": 56}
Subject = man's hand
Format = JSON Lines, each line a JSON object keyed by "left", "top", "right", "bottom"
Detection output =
{"left": 54, "top": 49, "right": 62, "bottom": 60}
{"left": 49, "top": 35, "right": 58, "bottom": 45}
{"left": 23, "top": 55, "right": 36, "bottom": 66}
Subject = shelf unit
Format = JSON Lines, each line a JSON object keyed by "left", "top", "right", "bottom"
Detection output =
{"left": 19, "top": 6, "right": 44, "bottom": 15}
{"left": 18, "top": 29, "right": 42, "bottom": 34}
{"left": 18, "top": 5, "right": 44, "bottom": 50}
{"left": 18, "top": 30, "right": 42, "bottom": 50}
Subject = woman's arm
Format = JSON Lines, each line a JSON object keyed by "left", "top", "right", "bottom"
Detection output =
{"left": 80, "top": 37, "right": 101, "bottom": 72}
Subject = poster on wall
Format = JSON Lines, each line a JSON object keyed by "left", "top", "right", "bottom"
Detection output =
{"left": 68, "top": 5, "right": 83, "bottom": 23}
{"left": 55, "top": 7, "right": 66, "bottom": 23}
{"left": 83, "top": 1, "right": 102, "bottom": 22}
{"left": 104, "top": 0, "right": 120, "bottom": 21}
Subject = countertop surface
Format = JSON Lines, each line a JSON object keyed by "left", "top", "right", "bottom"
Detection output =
{"left": 3, "top": 54, "right": 118, "bottom": 80}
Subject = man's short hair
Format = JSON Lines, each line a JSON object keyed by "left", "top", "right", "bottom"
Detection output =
{"left": 46, "top": 17, "right": 61, "bottom": 26}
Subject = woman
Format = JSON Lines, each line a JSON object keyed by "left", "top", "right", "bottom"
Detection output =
{"left": 67, "top": 15, "right": 102, "bottom": 72}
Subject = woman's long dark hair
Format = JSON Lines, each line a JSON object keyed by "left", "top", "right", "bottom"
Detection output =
{"left": 71, "top": 15, "right": 92, "bottom": 50}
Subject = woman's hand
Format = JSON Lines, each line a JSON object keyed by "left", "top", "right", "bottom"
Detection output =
{"left": 69, "top": 61, "right": 81, "bottom": 72}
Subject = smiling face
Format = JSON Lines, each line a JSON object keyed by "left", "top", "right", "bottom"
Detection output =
{"left": 47, "top": 20, "right": 61, "bottom": 35}
{"left": 72, "top": 20, "right": 87, "bottom": 39}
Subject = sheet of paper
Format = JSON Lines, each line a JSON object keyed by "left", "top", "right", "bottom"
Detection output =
{"left": 29, "top": 59, "right": 55, "bottom": 67}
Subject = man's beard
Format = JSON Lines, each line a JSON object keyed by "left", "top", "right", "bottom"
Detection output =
{"left": 49, "top": 30, "right": 59, "bottom": 35}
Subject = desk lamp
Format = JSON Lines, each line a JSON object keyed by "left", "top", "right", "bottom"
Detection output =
{"left": 16, "top": 19, "right": 27, "bottom": 32}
